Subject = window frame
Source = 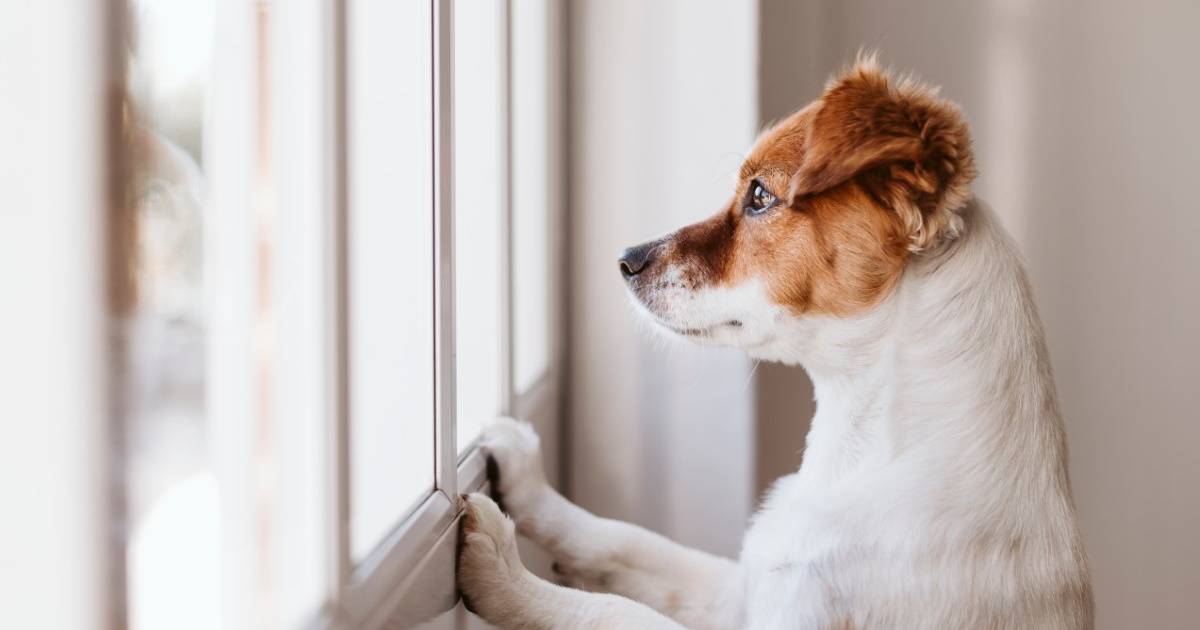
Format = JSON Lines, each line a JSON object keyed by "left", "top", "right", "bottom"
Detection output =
{"left": 326, "top": 0, "right": 467, "bottom": 622}
{"left": 7, "top": 0, "right": 564, "bottom": 626}
{"left": 315, "top": 0, "right": 566, "bottom": 627}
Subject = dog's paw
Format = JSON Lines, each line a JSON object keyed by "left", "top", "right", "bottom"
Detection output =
{"left": 457, "top": 493, "right": 532, "bottom": 620}
{"left": 480, "top": 417, "right": 548, "bottom": 517}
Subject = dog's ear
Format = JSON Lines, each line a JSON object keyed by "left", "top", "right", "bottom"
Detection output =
{"left": 790, "top": 57, "right": 976, "bottom": 251}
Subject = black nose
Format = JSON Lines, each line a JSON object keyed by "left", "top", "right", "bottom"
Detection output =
{"left": 618, "top": 242, "right": 657, "bottom": 280}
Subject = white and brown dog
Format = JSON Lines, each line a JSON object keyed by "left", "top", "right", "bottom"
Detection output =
{"left": 457, "top": 58, "right": 1094, "bottom": 630}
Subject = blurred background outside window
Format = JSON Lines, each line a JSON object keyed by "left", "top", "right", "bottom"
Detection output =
{"left": 122, "top": 0, "right": 217, "bottom": 627}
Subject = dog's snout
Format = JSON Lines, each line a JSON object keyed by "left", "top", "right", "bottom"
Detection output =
{"left": 618, "top": 243, "right": 657, "bottom": 280}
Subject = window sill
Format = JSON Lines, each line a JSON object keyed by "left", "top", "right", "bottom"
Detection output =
{"left": 321, "top": 446, "right": 489, "bottom": 630}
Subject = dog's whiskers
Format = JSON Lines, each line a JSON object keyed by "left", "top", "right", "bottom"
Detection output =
{"left": 742, "top": 359, "right": 761, "bottom": 394}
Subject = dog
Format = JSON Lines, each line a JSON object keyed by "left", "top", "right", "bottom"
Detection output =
{"left": 456, "top": 56, "right": 1094, "bottom": 630}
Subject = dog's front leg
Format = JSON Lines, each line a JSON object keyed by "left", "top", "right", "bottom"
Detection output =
{"left": 458, "top": 493, "right": 694, "bottom": 630}
{"left": 478, "top": 419, "right": 744, "bottom": 630}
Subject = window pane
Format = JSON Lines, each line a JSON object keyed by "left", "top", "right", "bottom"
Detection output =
{"left": 455, "top": 0, "right": 505, "bottom": 452}
{"left": 512, "top": 0, "right": 552, "bottom": 393}
{"left": 123, "top": 1, "right": 218, "bottom": 627}
{"left": 346, "top": 0, "right": 434, "bottom": 561}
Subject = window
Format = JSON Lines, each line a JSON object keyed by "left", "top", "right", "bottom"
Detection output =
{"left": 345, "top": 0, "right": 437, "bottom": 564}
{"left": 122, "top": 1, "right": 219, "bottom": 628}
{"left": 1, "top": 0, "right": 562, "bottom": 628}
{"left": 454, "top": 0, "right": 507, "bottom": 454}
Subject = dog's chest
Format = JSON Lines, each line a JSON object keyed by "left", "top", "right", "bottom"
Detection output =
{"left": 740, "top": 475, "right": 862, "bottom": 629}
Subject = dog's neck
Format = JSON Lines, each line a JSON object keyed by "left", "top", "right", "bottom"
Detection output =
{"left": 759, "top": 200, "right": 1070, "bottom": 492}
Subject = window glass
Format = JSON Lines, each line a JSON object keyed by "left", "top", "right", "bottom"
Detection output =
{"left": 454, "top": 0, "right": 505, "bottom": 452}
{"left": 123, "top": 1, "right": 218, "bottom": 628}
{"left": 512, "top": 0, "right": 553, "bottom": 393}
{"left": 346, "top": 0, "right": 435, "bottom": 562}
{"left": 112, "top": 0, "right": 560, "bottom": 625}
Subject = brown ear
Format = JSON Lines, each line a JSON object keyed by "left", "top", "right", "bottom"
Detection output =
{"left": 790, "top": 57, "right": 976, "bottom": 251}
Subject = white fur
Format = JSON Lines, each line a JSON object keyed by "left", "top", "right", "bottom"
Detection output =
{"left": 457, "top": 199, "right": 1093, "bottom": 629}
{"left": 628, "top": 266, "right": 785, "bottom": 350}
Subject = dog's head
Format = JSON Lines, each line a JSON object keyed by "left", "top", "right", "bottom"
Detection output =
{"left": 620, "top": 58, "right": 976, "bottom": 354}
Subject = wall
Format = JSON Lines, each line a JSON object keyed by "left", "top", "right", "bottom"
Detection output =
{"left": 751, "top": 0, "right": 829, "bottom": 499}
{"left": 756, "top": 1, "right": 1200, "bottom": 627}
{"left": 0, "top": 1, "right": 114, "bottom": 628}
{"left": 566, "top": 0, "right": 759, "bottom": 557}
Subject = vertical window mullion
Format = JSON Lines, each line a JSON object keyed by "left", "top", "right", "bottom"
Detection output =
{"left": 499, "top": 0, "right": 516, "bottom": 418}
{"left": 433, "top": 0, "right": 458, "bottom": 497}
{"left": 327, "top": 0, "right": 351, "bottom": 606}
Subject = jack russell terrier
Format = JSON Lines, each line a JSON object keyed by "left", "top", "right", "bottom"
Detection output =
{"left": 457, "top": 56, "right": 1094, "bottom": 630}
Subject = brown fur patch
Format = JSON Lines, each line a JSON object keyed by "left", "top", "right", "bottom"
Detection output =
{"left": 654, "top": 57, "right": 976, "bottom": 317}
{"left": 790, "top": 57, "right": 976, "bottom": 251}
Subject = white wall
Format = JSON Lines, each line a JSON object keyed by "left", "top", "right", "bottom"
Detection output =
{"left": 0, "top": 1, "right": 113, "bottom": 628}
{"left": 566, "top": 0, "right": 759, "bottom": 557}
{"left": 757, "top": 1, "right": 1200, "bottom": 626}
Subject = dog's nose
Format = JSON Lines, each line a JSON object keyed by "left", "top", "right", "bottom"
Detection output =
{"left": 618, "top": 242, "right": 657, "bottom": 280}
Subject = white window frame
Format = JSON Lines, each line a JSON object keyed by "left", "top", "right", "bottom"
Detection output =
{"left": 329, "top": 1, "right": 568, "bottom": 625}
{"left": 0, "top": 0, "right": 563, "bottom": 626}
{"left": 210, "top": 0, "right": 566, "bottom": 628}
{"left": 328, "top": 0, "right": 472, "bottom": 623}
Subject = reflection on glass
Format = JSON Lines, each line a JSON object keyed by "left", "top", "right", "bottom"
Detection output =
{"left": 455, "top": 0, "right": 506, "bottom": 453}
{"left": 122, "top": 1, "right": 218, "bottom": 628}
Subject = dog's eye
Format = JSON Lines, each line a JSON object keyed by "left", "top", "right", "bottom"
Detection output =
{"left": 747, "top": 181, "right": 776, "bottom": 215}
